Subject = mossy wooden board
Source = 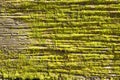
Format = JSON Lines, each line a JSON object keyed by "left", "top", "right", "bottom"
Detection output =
{"left": 0, "top": 0, "right": 120, "bottom": 80}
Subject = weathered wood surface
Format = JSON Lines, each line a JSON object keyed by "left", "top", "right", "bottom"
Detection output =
{"left": 0, "top": 0, "right": 120, "bottom": 80}
{"left": 0, "top": 18, "right": 31, "bottom": 53}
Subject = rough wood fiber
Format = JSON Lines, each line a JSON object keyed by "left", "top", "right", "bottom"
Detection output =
{"left": 0, "top": 0, "right": 120, "bottom": 80}
{"left": 0, "top": 18, "right": 31, "bottom": 53}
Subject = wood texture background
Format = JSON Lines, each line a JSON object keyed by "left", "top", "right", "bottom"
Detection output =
{"left": 0, "top": 0, "right": 120, "bottom": 80}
